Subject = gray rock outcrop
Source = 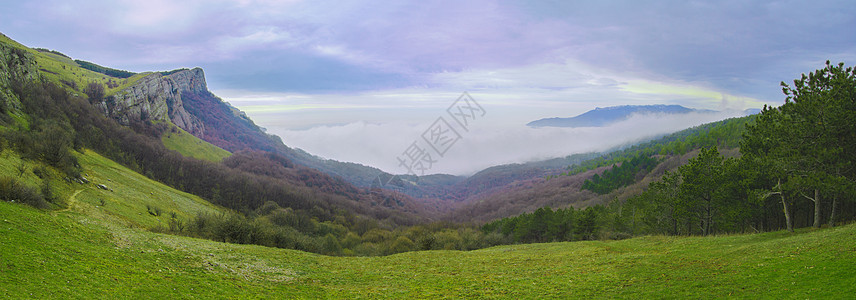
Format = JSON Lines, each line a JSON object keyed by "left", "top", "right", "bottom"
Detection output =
{"left": 102, "top": 68, "right": 206, "bottom": 136}
{"left": 0, "top": 39, "right": 39, "bottom": 112}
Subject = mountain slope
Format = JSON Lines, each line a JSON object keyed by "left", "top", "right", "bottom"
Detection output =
{"left": 160, "top": 127, "right": 231, "bottom": 163}
{"left": 444, "top": 116, "right": 752, "bottom": 222}
{"left": 0, "top": 33, "right": 445, "bottom": 256}
{"left": 527, "top": 104, "right": 708, "bottom": 128}
{"left": 1, "top": 32, "right": 760, "bottom": 226}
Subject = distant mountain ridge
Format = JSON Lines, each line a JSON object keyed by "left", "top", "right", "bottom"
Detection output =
{"left": 527, "top": 104, "right": 714, "bottom": 128}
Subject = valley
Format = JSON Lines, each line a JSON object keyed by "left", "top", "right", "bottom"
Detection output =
{"left": 2, "top": 28, "right": 856, "bottom": 298}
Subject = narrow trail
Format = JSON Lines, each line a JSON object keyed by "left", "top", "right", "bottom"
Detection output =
{"left": 54, "top": 189, "right": 83, "bottom": 214}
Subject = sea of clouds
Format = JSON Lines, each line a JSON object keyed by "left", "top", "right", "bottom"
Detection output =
{"left": 271, "top": 110, "right": 745, "bottom": 176}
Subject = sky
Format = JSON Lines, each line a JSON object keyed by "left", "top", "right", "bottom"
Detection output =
{"left": 2, "top": 0, "right": 855, "bottom": 175}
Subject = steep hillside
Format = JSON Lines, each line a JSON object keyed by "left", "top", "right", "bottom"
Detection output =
{"left": 0, "top": 145, "right": 225, "bottom": 230}
{"left": 161, "top": 127, "right": 231, "bottom": 163}
{"left": 443, "top": 117, "right": 752, "bottom": 223}
{"left": 0, "top": 34, "right": 447, "bottom": 256}
{"left": 91, "top": 59, "right": 394, "bottom": 190}
{"left": 447, "top": 151, "right": 702, "bottom": 223}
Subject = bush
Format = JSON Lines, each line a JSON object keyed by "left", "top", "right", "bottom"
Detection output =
{"left": 257, "top": 201, "right": 281, "bottom": 215}
{"left": 321, "top": 233, "right": 342, "bottom": 255}
{"left": 40, "top": 180, "right": 55, "bottom": 203}
{"left": 83, "top": 82, "right": 105, "bottom": 102}
{"left": 4, "top": 122, "right": 80, "bottom": 178}
{"left": 32, "top": 165, "right": 49, "bottom": 179}
{"left": 146, "top": 205, "right": 162, "bottom": 216}
{"left": 354, "top": 242, "right": 379, "bottom": 256}
{"left": 389, "top": 236, "right": 416, "bottom": 254}
{"left": 268, "top": 208, "right": 315, "bottom": 233}
{"left": 168, "top": 213, "right": 185, "bottom": 233}
{"left": 0, "top": 176, "right": 50, "bottom": 209}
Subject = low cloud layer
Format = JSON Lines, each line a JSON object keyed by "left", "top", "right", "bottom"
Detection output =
{"left": 273, "top": 111, "right": 745, "bottom": 176}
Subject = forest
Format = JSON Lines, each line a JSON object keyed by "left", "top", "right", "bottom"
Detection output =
{"left": 623, "top": 61, "right": 856, "bottom": 235}
{"left": 580, "top": 154, "right": 659, "bottom": 195}
{"left": 483, "top": 62, "right": 856, "bottom": 243}
{"left": 73, "top": 59, "right": 136, "bottom": 79}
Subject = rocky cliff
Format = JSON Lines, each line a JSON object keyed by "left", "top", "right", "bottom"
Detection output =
{"left": 104, "top": 68, "right": 206, "bottom": 136}
{"left": 0, "top": 39, "right": 39, "bottom": 113}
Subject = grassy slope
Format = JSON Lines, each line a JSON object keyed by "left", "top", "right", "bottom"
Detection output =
{"left": 72, "top": 149, "right": 227, "bottom": 228}
{"left": 2, "top": 190, "right": 854, "bottom": 298}
{"left": 0, "top": 33, "right": 148, "bottom": 96}
{"left": 0, "top": 148, "right": 225, "bottom": 230}
{"left": 161, "top": 127, "right": 231, "bottom": 163}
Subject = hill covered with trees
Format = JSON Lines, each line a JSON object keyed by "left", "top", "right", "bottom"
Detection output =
{"left": 479, "top": 62, "right": 856, "bottom": 245}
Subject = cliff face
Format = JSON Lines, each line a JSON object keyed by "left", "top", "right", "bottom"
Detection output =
{"left": 0, "top": 41, "right": 39, "bottom": 112}
{"left": 105, "top": 68, "right": 206, "bottom": 136}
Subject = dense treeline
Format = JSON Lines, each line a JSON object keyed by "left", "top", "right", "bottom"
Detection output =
{"left": 482, "top": 62, "right": 856, "bottom": 243}
{"left": 481, "top": 206, "right": 605, "bottom": 243}
{"left": 568, "top": 116, "right": 751, "bottom": 175}
{"left": 448, "top": 118, "right": 751, "bottom": 226}
{"left": 622, "top": 147, "right": 751, "bottom": 235}
{"left": 73, "top": 59, "right": 136, "bottom": 79}
{"left": 33, "top": 48, "right": 71, "bottom": 59}
{"left": 162, "top": 202, "right": 501, "bottom": 256}
{"left": 738, "top": 61, "right": 856, "bottom": 231}
{"left": 580, "top": 154, "right": 659, "bottom": 194}
{"left": 489, "top": 62, "right": 856, "bottom": 242}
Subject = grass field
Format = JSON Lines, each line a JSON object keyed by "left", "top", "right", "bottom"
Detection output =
{"left": 161, "top": 127, "right": 231, "bottom": 163}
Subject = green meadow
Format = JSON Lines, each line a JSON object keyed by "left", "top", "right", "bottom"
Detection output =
{"left": 1, "top": 146, "right": 853, "bottom": 299}
{"left": 161, "top": 128, "right": 231, "bottom": 163}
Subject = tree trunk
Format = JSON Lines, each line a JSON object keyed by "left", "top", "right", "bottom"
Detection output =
{"left": 672, "top": 218, "right": 677, "bottom": 235}
{"left": 813, "top": 189, "right": 821, "bottom": 228}
{"left": 704, "top": 197, "right": 712, "bottom": 236}
{"left": 829, "top": 196, "right": 837, "bottom": 227}
{"left": 802, "top": 189, "right": 822, "bottom": 228}
{"left": 782, "top": 192, "right": 794, "bottom": 233}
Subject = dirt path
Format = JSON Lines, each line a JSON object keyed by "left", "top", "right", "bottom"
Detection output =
{"left": 54, "top": 189, "right": 83, "bottom": 214}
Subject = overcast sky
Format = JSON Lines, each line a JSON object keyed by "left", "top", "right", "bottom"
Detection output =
{"left": 2, "top": 0, "right": 855, "bottom": 174}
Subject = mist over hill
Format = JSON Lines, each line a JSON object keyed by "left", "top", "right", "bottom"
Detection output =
{"left": 527, "top": 104, "right": 720, "bottom": 128}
